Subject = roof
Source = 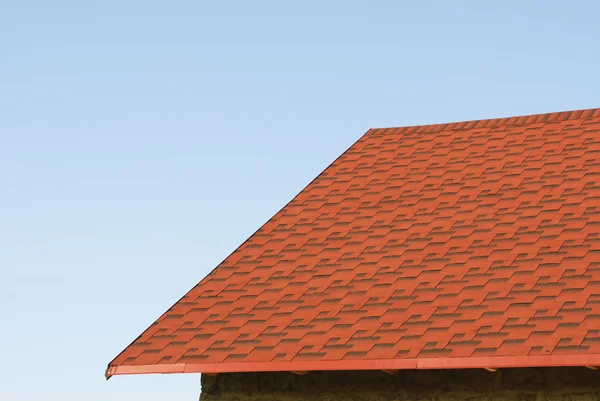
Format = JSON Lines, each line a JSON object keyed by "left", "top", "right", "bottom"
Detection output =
{"left": 107, "top": 108, "right": 600, "bottom": 378}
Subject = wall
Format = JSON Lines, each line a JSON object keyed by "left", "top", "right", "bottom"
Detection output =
{"left": 200, "top": 367, "right": 600, "bottom": 401}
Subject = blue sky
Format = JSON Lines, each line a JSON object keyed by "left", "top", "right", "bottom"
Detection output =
{"left": 1, "top": 1, "right": 599, "bottom": 400}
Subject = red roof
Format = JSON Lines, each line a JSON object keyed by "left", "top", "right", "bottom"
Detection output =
{"left": 107, "top": 108, "right": 600, "bottom": 377}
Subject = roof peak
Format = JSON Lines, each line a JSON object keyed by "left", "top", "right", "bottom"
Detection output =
{"left": 372, "top": 107, "right": 600, "bottom": 133}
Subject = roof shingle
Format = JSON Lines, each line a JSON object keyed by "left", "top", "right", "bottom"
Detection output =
{"left": 107, "top": 108, "right": 600, "bottom": 377}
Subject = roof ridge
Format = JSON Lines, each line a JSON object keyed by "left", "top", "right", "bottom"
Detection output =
{"left": 372, "top": 107, "right": 600, "bottom": 133}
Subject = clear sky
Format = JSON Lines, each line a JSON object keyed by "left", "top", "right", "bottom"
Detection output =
{"left": 1, "top": 1, "right": 599, "bottom": 400}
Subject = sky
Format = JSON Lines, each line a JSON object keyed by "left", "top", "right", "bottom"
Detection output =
{"left": 1, "top": 1, "right": 599, "bottom": 400}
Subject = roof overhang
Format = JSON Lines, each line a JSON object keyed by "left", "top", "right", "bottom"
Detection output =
{"left": 106, "top": 353, "right": 600, "bottom": 379}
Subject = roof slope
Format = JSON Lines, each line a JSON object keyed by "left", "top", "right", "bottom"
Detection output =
{"left": 108, "top": 108, "right": 600, "bottom": 377}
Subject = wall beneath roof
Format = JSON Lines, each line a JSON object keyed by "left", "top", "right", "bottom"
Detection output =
{"left": 200, "top": 367, "right": 600, "bottom": 401}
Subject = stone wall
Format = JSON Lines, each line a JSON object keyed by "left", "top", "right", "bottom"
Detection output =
{"left": 200, "top": 367, "right": 600, "bottom": 401}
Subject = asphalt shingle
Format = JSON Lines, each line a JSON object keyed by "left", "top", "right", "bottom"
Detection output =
{"left": 107, "top": 108, "right": 600, "bottom": 377}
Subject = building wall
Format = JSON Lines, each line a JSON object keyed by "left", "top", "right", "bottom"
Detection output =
{"left": 200, "top": 367, "right": 600, "bottom": 401}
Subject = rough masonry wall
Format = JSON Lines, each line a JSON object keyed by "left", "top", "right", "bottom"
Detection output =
{"left": 200, "top": 367, "right": 600, "bottom": 401}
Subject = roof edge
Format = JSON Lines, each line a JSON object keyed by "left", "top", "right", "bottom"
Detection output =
{"left": 106, "top": 127, "right": 375, "bottom": 376}
{"left": 371, "top": 107, "right": 600, "bottom": 133}
{"left": 106, "top": 354, "right": 600, "bottom": 378}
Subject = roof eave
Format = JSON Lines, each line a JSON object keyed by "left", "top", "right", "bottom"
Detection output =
{"left": 106, "top": 353, "right": 600, "bottom": 378}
